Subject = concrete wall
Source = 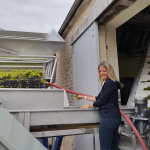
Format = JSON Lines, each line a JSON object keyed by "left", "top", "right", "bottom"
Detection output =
{"left": 98, "top": 25, "right": 120, "bottom": 79}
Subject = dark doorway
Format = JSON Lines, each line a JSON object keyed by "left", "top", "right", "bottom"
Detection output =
{"left": 117, "top": 5, "right": 150, "bottom": 105}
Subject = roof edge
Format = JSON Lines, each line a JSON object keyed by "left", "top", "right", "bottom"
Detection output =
{"left": 58, "top": 0, "right": 83, "bottom": 35}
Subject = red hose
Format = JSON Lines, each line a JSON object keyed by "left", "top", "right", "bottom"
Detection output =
{"left": 47, "top": 82, "right": 147, "bottom": 150}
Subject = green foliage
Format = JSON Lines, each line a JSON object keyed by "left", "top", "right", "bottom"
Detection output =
{"left": 141, "top": 80, "right": 150, "bottom": 83}
{"left": 144, "top": 86, "right": 150, "bottom": 90}
{"left": 0, "top": 69, "right": 46, "bottom": 88}
{"left": 74, "top": 94, "right": 79, "bottom": 102}
{"left": 146, "top": 95, "right": 150, "bottom": 100}
{"left": 0, "top": 69, "right": 44, "bottom": 80}
{"left": 40, "top": 78, "right": 46, "bottom": 84}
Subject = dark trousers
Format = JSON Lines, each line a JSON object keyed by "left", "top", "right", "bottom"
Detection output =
{"left": 99, "top": 118, "right": 121, "bottom": 150}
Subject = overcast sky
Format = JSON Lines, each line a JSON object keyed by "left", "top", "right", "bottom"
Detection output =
{"left": 0, "top": 0, "right": 75, "bottom": 33}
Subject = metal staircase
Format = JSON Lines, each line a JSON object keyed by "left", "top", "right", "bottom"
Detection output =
{"left": 127, "top": 41, "right": 150, "bottom": 107}
{"left": 136, "top": 46, "right": 150, "bottom": 107}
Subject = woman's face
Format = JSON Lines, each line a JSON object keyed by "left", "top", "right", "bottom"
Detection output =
{"left": 99, "top": 66, "right": 109, "bottom": 81}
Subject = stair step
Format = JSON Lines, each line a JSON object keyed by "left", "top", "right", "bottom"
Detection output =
{"left": 139, "top": 75, "right": 150, "bottom": 82}
{"left": 135, "top": 90, "right": 150, "bottom": 98}
{"left": 137, "top": 83, "right": 150, "bottom": 90}
{"left": 141, "top": 69, "right": 150, "bottom": 75}
{"left": 143, "top": 63, "right": 150, "bottom": 69}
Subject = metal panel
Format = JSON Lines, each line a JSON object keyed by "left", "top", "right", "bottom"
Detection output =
{"left": 0, "top": 89, "right": 67, "bottom": 110}
{"left": 0, "top": 29, "right": 65, "bottom": 57}
{"left": 29, "top": 109, "right": 100, "bottom": 126}
{"left": 0, "top": 107, "right": 47, "bottom": 150}
{"left": 0, "top": 141, "right": 9, "bottom": 150}
{"left": 75, "top": 134, "right": 94, "bottom": 150}
{"left": 72, "top": 21, "right": 100, "bottom": 107}
{"left": 72, "top": 21, "right": 100, "bottom": 150}
{"left": 31, "top": 129, "right": 94, "bottom": 138}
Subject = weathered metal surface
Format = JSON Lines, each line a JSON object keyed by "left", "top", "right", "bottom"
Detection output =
{"left": 0, "top": 29, "right": 65, "bottom": 57}
{"left": 31, "top": 128, "right": 94, "bottom": 138}
{"left": 72, "top": 22, "right": 100, "bottom": 107}
{"left": 0, "top": 89, "right": 69, "bottom": 111}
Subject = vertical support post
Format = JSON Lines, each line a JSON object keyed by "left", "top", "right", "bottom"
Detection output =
{"left": 105, "top": 25, "right": 119, "bottom": 80}
{"left": 18, "top": 112, "right": 24, "bottom": 125}
{"left": 93, "top": 133, "right": 96, "bottom": 150}
{"left": 40, "top": 138, "right": 49, "bottom": 149}
{"left": 24, "top": 112, "right": 30, "bottom": 131}
{"left": 54, "top": 136, "right": 64, "bottom": 150}
{"left": 51, "top": 57, "right": 57, "bottom": 83}
{"left": 146, "top": 133, "right": 150, "bottom": 150}
{"left": 98, "top": 26, "right": 107, "bottom": 62}
{"left": 132, "top": 135, "right": 136, "bottom": 150}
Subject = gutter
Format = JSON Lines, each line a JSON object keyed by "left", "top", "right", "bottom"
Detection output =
{"left": 58, "top": 0, "right": 83, "bottom": 36}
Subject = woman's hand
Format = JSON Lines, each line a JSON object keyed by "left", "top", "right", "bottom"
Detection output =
{"left": 76, "top": 95, "right": 84, "bottom": 100}
{"left": 80, "top": 104, "right": 90, "bottom": 109}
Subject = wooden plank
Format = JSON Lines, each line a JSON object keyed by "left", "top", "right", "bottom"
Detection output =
{"left": 30, "top": 123, "right": 99, "bottom": 132}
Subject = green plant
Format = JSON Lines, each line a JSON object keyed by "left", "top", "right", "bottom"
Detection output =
{"left": 0, "top": 69, "right": 44, "bottom": 80}
{"left": 146, "top": 95, "right": 150, "bottom": 100}
{"left": 143, "top": 86, "right": 150, "bottom": 90}
{"left": 74, "top": 94, "right": 79, "bottom": 102}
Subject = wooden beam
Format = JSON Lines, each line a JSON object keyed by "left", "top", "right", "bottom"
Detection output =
{"left": 98, "top": 0, "right": 138, "bottom": 25}
{"left": 30, "top": 123, "right": 99, "bottom": 132}
{"left": 126, "top": 12, "right": 150, "bottom": 26}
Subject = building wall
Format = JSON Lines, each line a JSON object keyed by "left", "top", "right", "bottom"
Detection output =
{"left": 56, "top": 0, "right": 100, "bottom": 106}
{"left": 56, "top": 0, "right": 150, "bottom": 149}
{"left": 56, "top": 0, "right": 102, "bottom": 150}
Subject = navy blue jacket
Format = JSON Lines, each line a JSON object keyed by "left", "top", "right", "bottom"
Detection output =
{"left": 93, "top": 78, "right": 121, "bottom": 118}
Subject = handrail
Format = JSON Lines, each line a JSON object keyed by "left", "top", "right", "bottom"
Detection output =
{"left": 47, "top": 82, "right": 147, "bottom": 150}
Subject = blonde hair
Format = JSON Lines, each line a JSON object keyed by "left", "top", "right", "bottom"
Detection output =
{"left": 98, "top": 61, "right": 120, "bottom": 83}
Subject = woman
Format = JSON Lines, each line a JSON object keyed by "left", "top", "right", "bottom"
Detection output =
{"left": 77, "top": 61, "right": 121, "bottom": 150}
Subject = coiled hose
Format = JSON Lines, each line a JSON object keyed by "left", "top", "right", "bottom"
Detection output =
{"left": 47, "top": 82, "right": 147, "bottom": 150}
